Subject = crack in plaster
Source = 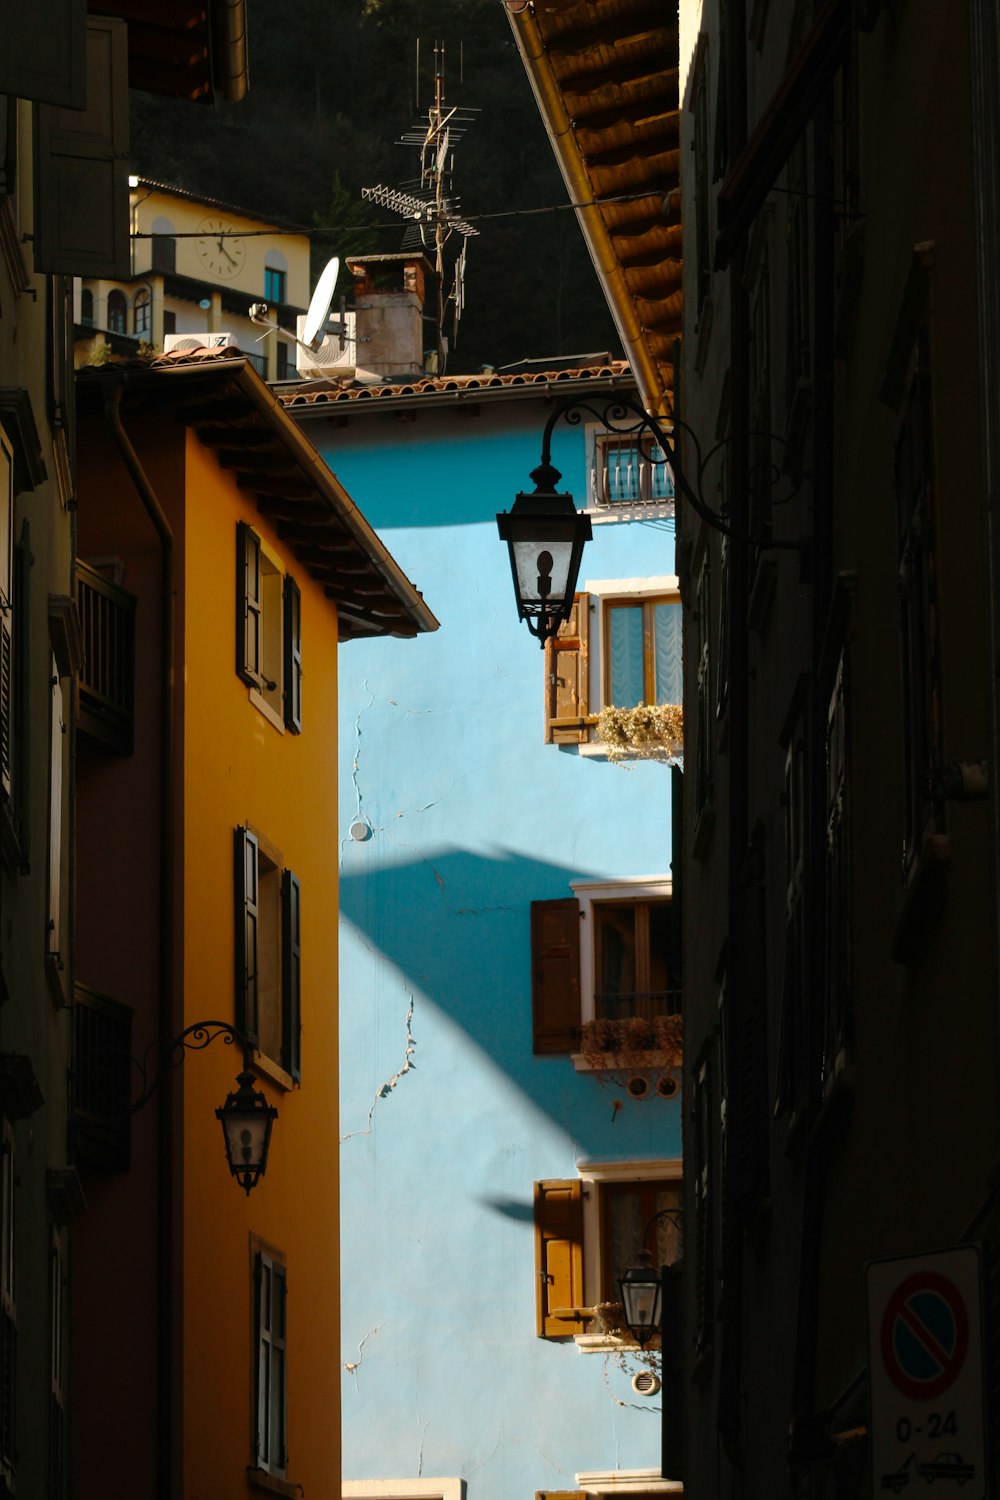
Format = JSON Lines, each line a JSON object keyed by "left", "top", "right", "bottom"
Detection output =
{"left": 343, "top": 1322, "right": 384, "bottom": 1390}
{"left": 342, "top": 681, "right": 376, "bottom": 861}
{"left": 415, "top": 1403, "right": 429, "bottom": 1477}
{"left": 340, "top": 994, "right": 416, "bottom": 1143}
{"left": 600, "top": 1354, "right": 662, "bottom": 1416}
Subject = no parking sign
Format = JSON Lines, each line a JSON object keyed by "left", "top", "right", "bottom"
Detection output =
{"left": 867, "top": 1246, "right": 987, "bottom": 1496}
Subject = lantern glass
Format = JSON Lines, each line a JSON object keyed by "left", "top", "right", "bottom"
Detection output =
{"left": 497, "top": 484, "right": 592, "bottom": 643}
{"left": 618, "top": 1252, "right": 662, "bottom": 1347}
{"left": 216, "top": 1070, "right": 277, "bottom": 1194}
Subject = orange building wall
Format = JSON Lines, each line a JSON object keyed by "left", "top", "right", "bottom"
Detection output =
{"left": 179, "top": 429, "right": 341, "bottom": 1499}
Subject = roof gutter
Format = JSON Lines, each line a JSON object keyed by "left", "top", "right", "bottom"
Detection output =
{"left": 210, "top": 0, "right": 249, "bottom": 103}
{"left": 506, "top": 6, "right": 669, "bottom": 416}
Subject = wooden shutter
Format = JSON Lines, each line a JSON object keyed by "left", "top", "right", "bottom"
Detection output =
{"left": 235, "top": 827, "right": 259, "bottom": 1044}
{"left": 254, "top": 1251, "right": 287, "bottom": 1474}
{"left": 283, "top": 575, "right": 302, "bottom": 733}
{"left": 731, "top": 831, "right": 769, "bottom": 1213}
{"left": 236, "top": 523, "right": 262, "bottom": 687}
{"left": 671, "top": 763, "right": 684, "bottom": 983}
{"left": 544, "top": 592, "right": 589, "bottom": 744}
{"left": 0, "top": 436, "right": 12, "bottom": 802}
{"left": 530, "top": 898, "right": 581, "bottom": 1054}
{"left": 534, "top": 1179, "right": 586, "bottom": 1337}
{"left": 33, "top": 17, "right": 130, "bottom": 279}
{"left": 0, "top": 0, "right": 86, "bottom": 107}
{"left": 281, "top": 870, "right": 301, "bottom": 1082}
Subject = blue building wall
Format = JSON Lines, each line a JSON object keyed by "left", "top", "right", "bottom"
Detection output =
{"left": 299, "top": 378, "right": 681, "bottom": 1499}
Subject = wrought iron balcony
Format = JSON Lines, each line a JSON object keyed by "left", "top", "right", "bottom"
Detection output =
{"left": 73, "top": 983, "right": 133, "bottom": 1173}
{"left": 75, "top": 561, "right": 136, "bottom": 754}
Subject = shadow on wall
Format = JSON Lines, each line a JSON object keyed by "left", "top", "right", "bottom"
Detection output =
{"left": 339, "top": 845, "right": 680, "bottom": 1164}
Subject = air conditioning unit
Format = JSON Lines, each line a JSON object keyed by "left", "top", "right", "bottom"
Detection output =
{"left": 295, "top": 312, "right": 356, "bottom": 378}
{"left": 163, "top": 332, "right": 241, "bottom": 354}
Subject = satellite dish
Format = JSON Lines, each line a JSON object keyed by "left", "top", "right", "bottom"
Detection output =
{"left": 303, "top": 257, "right": 340, "bottom": 349}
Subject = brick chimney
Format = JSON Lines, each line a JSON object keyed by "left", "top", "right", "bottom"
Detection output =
{"left": 347, "top": 253, "right": 434, "bottom": 378}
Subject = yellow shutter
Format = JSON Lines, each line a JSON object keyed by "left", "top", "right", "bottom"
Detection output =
{"left": 534, "top": 1179, "right": 586, "bottom": 1338}
{"left": 543, "top": 592, "right": 590, "bottom": 744}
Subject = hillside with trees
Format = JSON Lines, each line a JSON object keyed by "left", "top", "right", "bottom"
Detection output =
{"left": 129, "top": 0, "right": 620, "bottom": 372}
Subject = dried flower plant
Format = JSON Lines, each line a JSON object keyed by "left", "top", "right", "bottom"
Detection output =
{"left": 595, "top": 703, "right": 684, "bottom": 764}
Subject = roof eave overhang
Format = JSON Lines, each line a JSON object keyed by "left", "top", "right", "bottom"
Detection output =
{"left": 76, "top": 357, "right": 438, "bottom": 642}
{"left": 507, "top": 5, "right": 673, "bottom": 418}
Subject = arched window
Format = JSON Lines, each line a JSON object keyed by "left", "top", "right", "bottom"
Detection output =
{"left": 80, "top": 288, "right": 94, "bottom": 326}
{"left": 106, "top": 290, "right": 127, "bottom": 335}
{"left": 133, "top": 288, "right": 151, "bottom": 336}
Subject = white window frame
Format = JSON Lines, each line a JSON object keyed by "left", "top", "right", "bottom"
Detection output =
{"left": 574, "top": 1157, "right": 682, "bottom": 1354}
{"left": 583, "top": 423, "right": 676, "bottom": 522}
{"left": 569, "top": 876, "right": 673, "bottom": 1054}
{"left": 578, "top": 577, "right": 681, "bottom": 758}
{"left": 577, "top": 1471, "right": 683, "bottom": 1496}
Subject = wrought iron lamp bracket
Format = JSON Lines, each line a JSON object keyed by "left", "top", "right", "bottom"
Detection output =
{"left": 537, "top": 393, "right": 808, "bottom": 552}
{"left": 130, "top": 1019, "right": 251, "bottom": 1116}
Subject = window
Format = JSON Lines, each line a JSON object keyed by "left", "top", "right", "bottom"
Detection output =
{"left": 150, "top": 215, "right": 176, "bottom": 274}
{"left": 1, "top": 1118, "right": 15, "bottom": 1491}
{"left": 604, "top": 596, "right": 682, "bottom": 709}
{"left": 533, "top": 1163, "right": 682, "bottom": 1343}
{"left": 236, "top": 522, "right": 302, "bottom": 733}
{"left": 823, "top": 651, "right": 850, "bottom": 1086}
{"left": 235, "top": 827, "right": 301, "bottom": 1081}
{"left": 0, "top": 431, "right": 13, "bottom": 804}
{"left": 132, "top": 287, "right": 150, "bottom": 336}
{"left": 264, "top": 266, "right": 287, "bottom": 304}
{"left": 106, "top": 289, "right": 126, "bottom": 334}
{"left": 748, "top": 242, "right": 773, "bottom": 567}
{"left": 80, "top": 287, "right": 94, "bottom": 326}
{"left": 693, "top": 42, "right": 710, "bottom": 314}
{"left": 49, "top": 1227, "right": 68, "bottom": 1499}
{"left": 162, "top": 310, "right": 176, "bottom": 336}
{"left": 593, "top": 898, "right": 673, "bottom": 1023}
{"left": 692, "top": 1044, "right": 716, "bottom": 1357}
{"left": 694, "top": 556, "right": 714, "bottom": 831}
{"left": 543, "top": 583, "right": 682, "bottom": 749}
{"left": 774, "top": 687, "right": 809, "bottom": 1121}
{"left": 591, "top": 434, "right": 674, "bottom": 511}
{"left": 530, "top": 878, "right": 676, "bottom": 1054}
{"left": 252, "top": 1241, "right": 287, "bottom": 1481}
{"left": 894, "top": 330, "right": 941, "bottom": 877}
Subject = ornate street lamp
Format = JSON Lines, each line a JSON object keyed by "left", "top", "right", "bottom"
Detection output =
{"left": 617, "top": 1205, "right": 683, "bottom": 1348}
{"left": 496, "top": 456, "right": 591, "bottom": 646}
{"left": 216, "top": 1066, "right": 278, "bottom": 1195}
{"left": 500, "top": 391, "right": 809, "bottom": 644}
{"left": 122, "top": 1020, "right": 278, "bottom": 1194}
{"left": 618, "top": 1248, "right": 663, "bottom": 1349}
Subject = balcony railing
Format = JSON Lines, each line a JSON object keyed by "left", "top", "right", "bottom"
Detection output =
{"left": 73, "top": 983, "right": 133, "bottom": 1173}
{"left": 75, "top": 561, "right": 136, "bottom": 754}
{"left": 595, "top": 989, "right": 682, "bottom": 1022}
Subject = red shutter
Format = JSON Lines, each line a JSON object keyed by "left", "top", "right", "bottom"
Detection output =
{"left": 544, "top": 592, "right": 590, "bottom": 743}
{"left": 531, "top": 898, "right": 581, "bottom": 1054}
{"left": 534, "top": 1180, "right": 586, "bottom": 1338}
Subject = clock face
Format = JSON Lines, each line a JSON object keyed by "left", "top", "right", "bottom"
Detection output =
{"left": 195, "top": 217, "right": 246, "bottom": 280}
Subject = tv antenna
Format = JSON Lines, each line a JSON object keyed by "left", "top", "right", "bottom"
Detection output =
{"left": 362, "top": 39, "right": 479, "bottom": 373}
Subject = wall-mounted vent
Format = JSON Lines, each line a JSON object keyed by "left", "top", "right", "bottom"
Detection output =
{"left": 632, "top": 1369, "right": 661, "bottom": 1396}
